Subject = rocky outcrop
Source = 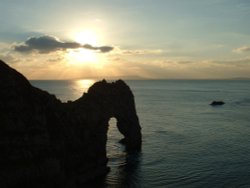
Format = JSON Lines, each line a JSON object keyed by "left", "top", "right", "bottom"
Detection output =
{"left": 210, "top": 101, "right": 225, "bottom": 106}
{"left": 0, "top": 60, "right": 141, "bottom": 187}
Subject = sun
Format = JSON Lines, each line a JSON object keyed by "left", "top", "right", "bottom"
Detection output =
{"left": 66, "top": 30, "right": 100, "bottom": 64}
{"left": 74, "top": 31, "right": 98, "bottom": 45}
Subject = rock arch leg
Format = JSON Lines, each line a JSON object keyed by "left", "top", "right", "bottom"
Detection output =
{"left": 116, "top": 115, "right": 142, "bottom": 152}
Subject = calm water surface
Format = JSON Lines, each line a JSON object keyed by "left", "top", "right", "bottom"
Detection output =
{"left": 31, "top": 80, "right": 250, "bottom": 188}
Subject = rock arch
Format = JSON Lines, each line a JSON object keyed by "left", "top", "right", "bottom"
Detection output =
{"left": 85, "top": 79, "right": 142, "bottom": 150}
{"left": 0, "top": 60, "right": 142, "bottom": 187}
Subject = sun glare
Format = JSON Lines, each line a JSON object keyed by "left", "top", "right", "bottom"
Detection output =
{"left": 67, "top": 48, "right": 97, "bottom": 64}
{"left": 74, "top": 31, "right": 98, "bottom": 45}
{"left": 65, "top": 30, "right": 103, "bottom": 65}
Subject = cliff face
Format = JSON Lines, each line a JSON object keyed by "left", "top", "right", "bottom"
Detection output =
{"left": 0, "top": 60, "right": 141, "bottom": 187}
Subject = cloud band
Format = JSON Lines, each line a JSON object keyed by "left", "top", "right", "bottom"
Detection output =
{"left": 14, "top": 35, "right": 113, "bottom": 53}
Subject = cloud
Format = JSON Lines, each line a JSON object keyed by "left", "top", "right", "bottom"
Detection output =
{"left": 0, "top": 53, "right": 19, "bottom": 64}
{"left": 82, "top": 44, "right": 113, "bottom": 53}
{"left": 117, "top": 48, "right": 163, "bottom": 55}
{"left": 13, "top": 35, "right": 113, "bottom": 53}
{"left": 233, "top": 46, "right": 250, "bottom": 53}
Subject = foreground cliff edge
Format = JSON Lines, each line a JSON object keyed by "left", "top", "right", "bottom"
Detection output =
{"left": 0, "top": 60, "right": 142, "bottom": 187}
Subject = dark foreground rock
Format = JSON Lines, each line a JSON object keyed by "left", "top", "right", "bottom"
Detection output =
{"left": 0, "top": 60, "right": 141, "bottom": 187}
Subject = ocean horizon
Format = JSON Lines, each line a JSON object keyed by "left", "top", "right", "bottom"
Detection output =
{"left": 30, "top": 79, "right": 250, "bottom": 187}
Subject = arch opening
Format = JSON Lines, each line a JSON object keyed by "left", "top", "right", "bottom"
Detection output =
{"left": 105, "top": 117, "right": 127, "bottom": 184}
{"left": 107, "top": 117, "right": 125, "bottom": 158}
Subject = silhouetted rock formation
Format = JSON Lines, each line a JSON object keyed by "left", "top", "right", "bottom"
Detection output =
{"left": 0, "top": 60, "right": 141, "bottom": 187}
{"left": 210, "top": 101, "right": 225, "bottom": 106}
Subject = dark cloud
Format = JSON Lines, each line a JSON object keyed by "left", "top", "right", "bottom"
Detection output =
{"left": 14, "top": 35, "right": 113, "bottom": 53}
{"left": 98, "top": 46, "right": 114, "bottom": 53}
{"left": 82, "top": 44, "right": 114, "bottom": 53}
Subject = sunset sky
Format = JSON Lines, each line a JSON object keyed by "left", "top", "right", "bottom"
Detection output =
{"left": 1, "top": 0, "right": 250, "bottom": 79}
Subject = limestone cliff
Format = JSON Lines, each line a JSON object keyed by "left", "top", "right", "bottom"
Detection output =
{"left": 0, "top": 60, "right": 141, "bottom": 187}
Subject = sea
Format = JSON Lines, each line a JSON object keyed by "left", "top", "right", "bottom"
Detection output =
{"left": 31, "top": 79, "right": 250, "bottom": 188}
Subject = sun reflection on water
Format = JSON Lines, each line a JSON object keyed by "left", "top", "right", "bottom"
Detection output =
{"left": 71, "top": 79, "right": 95, "bottom": 100}
{"left": 76, "top": 79, "right": 95, "bottom": 91}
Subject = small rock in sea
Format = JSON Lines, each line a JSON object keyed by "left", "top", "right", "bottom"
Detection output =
{"left": 210, "top": 101, "right": 225, "bottom": 106}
